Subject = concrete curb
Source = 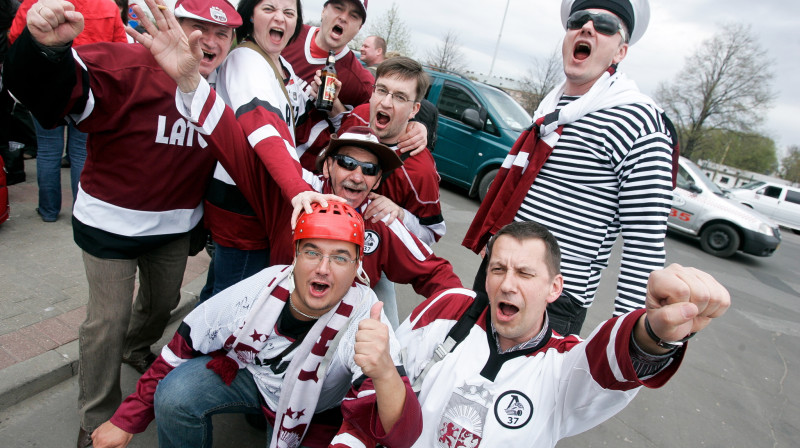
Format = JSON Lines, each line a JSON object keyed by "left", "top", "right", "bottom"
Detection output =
{"left": 0, "top": 272, "right": 207, "bottom": 411}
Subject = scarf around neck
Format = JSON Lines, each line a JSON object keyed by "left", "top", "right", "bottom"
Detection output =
{"left": 205, "top": 264, "right": 367, "bottom": 448}
{"left": 463, "top": 66, "right": 662, "bottom": 253}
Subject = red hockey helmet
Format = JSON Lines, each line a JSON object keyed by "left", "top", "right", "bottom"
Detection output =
{"left": 293, "top": 202, "right": 365, "bottom": 257}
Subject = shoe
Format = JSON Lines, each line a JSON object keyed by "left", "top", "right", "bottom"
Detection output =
{"left": 35, "top": 208, "right": 57, "bottom": 223}
{"left": 77, "top": 427, "right": 93, "bottom": 447}
{"left": 61, "top": 157, "right": 71, "bottom": 168}
{"left": 121, "top": 352, "right": 157, "bottom": 374}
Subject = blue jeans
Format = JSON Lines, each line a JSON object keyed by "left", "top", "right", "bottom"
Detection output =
{"left": 154, "top": 356, "right": 265, "bottom": 448}
{"left": 34, "top": 119, "right": 87, "bottom": 220}
{"left": 198, "top": 242, "right": 269, "bottom": 304}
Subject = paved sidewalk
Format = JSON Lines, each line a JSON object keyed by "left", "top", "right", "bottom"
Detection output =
{"left": 0, "top": 161, "right": 209, "bottom": 410}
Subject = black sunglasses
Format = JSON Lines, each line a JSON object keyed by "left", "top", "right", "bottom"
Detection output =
{"left": 566, "top": 10, "right": 627, "bottom": 41}
{"left": 332, "top": 154, "right": 381, "bottom": 176}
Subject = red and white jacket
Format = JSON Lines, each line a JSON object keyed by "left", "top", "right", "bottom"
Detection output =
{"left": 397, "top": 291, "right": 684, "bottom": 448}
{"left": 176, "top": 83, "right": 462, "bottom": 298}
{"left": 110, "top": 265, "right": 422, "bottom": 447}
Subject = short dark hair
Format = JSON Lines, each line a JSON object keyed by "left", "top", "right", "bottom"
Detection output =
{"left": 375, "top": 56, "right": 430, "bottom": 102}
{"left": 236, "top": 0, "right": 304, "bottom": 45}
{"left": 485, "top": 221, "right": 561, "bottom": 278}
{"left": 370, "top": 35, "right": 387, "bottom": 55}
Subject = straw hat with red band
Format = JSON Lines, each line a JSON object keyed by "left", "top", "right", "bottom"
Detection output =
{"left": 174, "top": 0, "right": 242, "bottom": 28}
{"left": 294, "top": 202, "right": 365, "bottom": 257}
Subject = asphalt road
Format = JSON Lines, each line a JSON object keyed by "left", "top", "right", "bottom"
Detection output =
{"left": 1, "top": 184, "right": 797, "bottom": 447}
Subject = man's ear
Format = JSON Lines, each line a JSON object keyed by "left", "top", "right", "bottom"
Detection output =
{"left": 323, "top": 157, "right": 333, "bottom": 179}
{"left": 546, "top": 274, "right": 564, "bottom": 304}
{"left": 408, "top": 101, "right": 421, "bottom": 121}
{"left": 612, "top": 42, "right": 628, "bottom": 64}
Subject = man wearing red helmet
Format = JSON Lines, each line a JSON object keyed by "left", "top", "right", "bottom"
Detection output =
{"left": 92, "top": 202, "right": 422, "bottom": 448}
{"left": 3, "top": 0, "right": 241, "bottom": 445}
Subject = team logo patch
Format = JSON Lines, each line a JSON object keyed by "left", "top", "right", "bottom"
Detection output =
{"left": 494, "top": 390, "right": 533, "bottom": 429}
{"left": 209, "top": 6, "right": 228, "bottom": 23}
{"left": 437, "top": 382, "right": 493, "bottom": 447}
{"left": 363, "top": 230, "right": 380, "bottom": 254}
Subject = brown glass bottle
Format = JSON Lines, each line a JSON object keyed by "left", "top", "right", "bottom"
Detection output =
{"left": 316, "top": 50, "right": 337, "bottom": 112}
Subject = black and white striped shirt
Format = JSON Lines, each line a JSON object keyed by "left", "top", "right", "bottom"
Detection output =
{"left": 514, "top": 96, "right": 674, "bottom": 315}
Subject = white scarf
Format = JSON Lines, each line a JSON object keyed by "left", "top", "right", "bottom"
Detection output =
{"left": 533, "top": 69, "right": 660, "bottom": 145}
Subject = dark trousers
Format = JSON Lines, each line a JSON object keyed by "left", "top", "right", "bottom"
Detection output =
{"left": 473, "top": 256, "right": 588, "bottom": 336}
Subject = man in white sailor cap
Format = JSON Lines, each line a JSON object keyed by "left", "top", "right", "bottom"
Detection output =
{"left": 464, "top": 0, "right": 678, "bottom": 337}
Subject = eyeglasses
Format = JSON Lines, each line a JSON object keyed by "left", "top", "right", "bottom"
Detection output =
{"left": 372, "top": 84, "right": 413, "bottom": 106}
{"left": 332, "top": 154, "right": 381, "bottom": 176}
{"left": 566, "top": 10, "right": 627, "bottom": 42}
{"left": 298, "top": 249, "right": 357, "bottom": 267}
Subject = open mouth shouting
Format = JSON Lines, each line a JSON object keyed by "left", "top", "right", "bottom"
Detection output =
{"left": 309, "top": 279, "right": 331, "bottom": 298}
{"left": 201, "top": 49, "right": 217, "bottom": 63}
{"left": 374, "top": 111, "right": 392, "bottom": 129}
{"left": 331, "top": 24, "right": 344, "bottom": 38}
{"left": 269, "top": 27, "right": 285, "bottom": 45}
{"left": 573, "top": 41, "right": 592, "bottom": 61}
{"left": 495, "top": 301, "right": 520, "bottom": 323}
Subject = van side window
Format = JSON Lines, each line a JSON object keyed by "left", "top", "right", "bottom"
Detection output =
{"left": 762, "top": 186, "right": 782, "bottom": 199}
{"left": 786, "top": 190, "right": 800, "bottom": 205}
{"left": 439, "top": 83, "right": 483, "bottom": 128}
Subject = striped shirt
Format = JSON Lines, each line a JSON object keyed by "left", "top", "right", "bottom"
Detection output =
{"left": 514, "top": 96, "right": 673, "bottom": 315}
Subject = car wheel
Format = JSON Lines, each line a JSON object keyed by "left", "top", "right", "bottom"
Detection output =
{"left": 699, "top": 223, "right": 740, "bottom": 257}
{"left": 478, "top": 168, "right": 499, "bottom": 202}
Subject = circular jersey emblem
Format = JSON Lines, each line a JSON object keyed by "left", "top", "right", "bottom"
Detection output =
{"left": 494, "top": 390, "right": 533, "bottom": 429}
{"left": 363, "top": 230, "right": 380, "bottom": 255}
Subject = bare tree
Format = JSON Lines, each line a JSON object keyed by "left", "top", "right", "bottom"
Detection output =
{"left": 366, "top": 3, "right": 413, "bottom": 56}
{"left": 518, "top": 47, "right": 564, "bottom": 114}
{"left": 425, "top": 30, "right": 467, "bottom": 73}
{"left": 656, "top": 23, "right": 776, "bottom": 159}
{"left": 781, "top": 145, "right": 800, "bottom": 185}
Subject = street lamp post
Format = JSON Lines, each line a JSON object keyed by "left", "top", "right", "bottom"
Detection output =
{"left": 488, "top": 0, "right": 511, "bottom": 79}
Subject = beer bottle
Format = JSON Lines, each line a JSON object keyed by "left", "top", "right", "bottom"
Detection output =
{"left": 316, "top": 50, "right": 337, "bottom": 112}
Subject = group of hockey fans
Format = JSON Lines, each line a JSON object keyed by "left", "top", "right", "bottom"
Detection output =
{"left": 1, "top": 0, "right": 730, "bottom": 447}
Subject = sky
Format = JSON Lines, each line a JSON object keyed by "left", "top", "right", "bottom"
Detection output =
{"left": 297, "top": 0, "right": 800, "bottom": 157}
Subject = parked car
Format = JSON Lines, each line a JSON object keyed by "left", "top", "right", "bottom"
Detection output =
{"left": 668, "top": 157, "right": 781, "bottom": 258}
{"left": 728, "top": 181, "right": 800, "bottom": 234}
{"left": 423, "top": 67, "right": 531, "bottom": 201}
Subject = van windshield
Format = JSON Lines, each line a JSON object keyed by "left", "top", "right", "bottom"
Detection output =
{"left": 738, "top": 181, "right": 767, "bottom": 190}
{"left": 683, "top": 159, "right": 724, "bottom": 195}
{"left": 475, "top": 83, "right": 531, "bottom": 132}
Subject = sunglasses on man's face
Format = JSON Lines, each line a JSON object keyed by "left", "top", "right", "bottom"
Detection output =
{"left": 332, "top": 154, "right": 381, "bottom": 176}
{"left": 566, "top": 10, "right": 627, "bottom": 41}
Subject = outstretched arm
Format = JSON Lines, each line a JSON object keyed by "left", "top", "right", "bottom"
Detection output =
{"left": 127, "top": 0, "right": 202, "bottom": 93}
{"left": 634, "top": 264, "right": 731, "bottom": 355}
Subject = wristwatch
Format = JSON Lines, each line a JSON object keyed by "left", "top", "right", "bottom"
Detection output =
{"left": 644, "top": 317, "right": 694, "bottom": 349}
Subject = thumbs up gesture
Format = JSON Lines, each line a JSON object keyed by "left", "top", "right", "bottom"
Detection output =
{"left": 354, "top": 302, "right": 394, "bottom": 380}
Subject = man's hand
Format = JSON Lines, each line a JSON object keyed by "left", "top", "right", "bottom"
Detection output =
{"left": 92, "top": 421, "right": 134, "bottom": 448}
{"left": 396, "top": 121, "right": 427, "bottom": 156}
{"left": 127, "top": 0, "right": 202, "bottom": 93}
{"left": 637, "top": 264, "right": 731, "bottom": 354}
{"left": 290, "top": 191, "right": 346, "bottom": 229}
{"left": 27, "top": 0, "right": 85, "bottom": 47}
{"left": 354, "top": 302, "right": 395, "bottom": 381}
{"left": 310, "top": 69, "right": 346, "bottom": 116}
{"left": 364, "top": 193, "right": 404, "bottom": 225}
